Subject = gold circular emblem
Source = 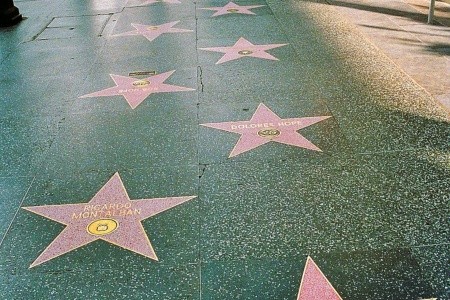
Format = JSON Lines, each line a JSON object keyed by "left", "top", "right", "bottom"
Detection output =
{"left": 147, "top": 26, "right": 159, "bottom": 31}
{"left": 258, "top": 128, "right": 281, "bottom": 139}
{"left": 132, "top": 80, "right": 151, "bottom": 87}
{"left": 87, "top": 219, "right": 118, "bottom": 236}
{"left": 238, "top": 50, "right": 253, "bottom": 55}
{"left": 227, "top": 8, "right": 239, "bottom": 13}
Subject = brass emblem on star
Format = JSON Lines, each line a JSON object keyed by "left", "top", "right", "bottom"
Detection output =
{"left": 87, "top": 219, "right": 118, "bottom": 236}
{"left": 258, "top": 128, "right": 281, "bottom": 139}
{"left": 238, "top": 50, "right": 253, "bottom": 55}
{"left": 147, "top": 26, "right": 159, "bottom": 31}
{"left": 227, "top": 8, "right": 239, "bottom": 13}
{"left": 132, "top": 80, "right": 151, "bottom": 87}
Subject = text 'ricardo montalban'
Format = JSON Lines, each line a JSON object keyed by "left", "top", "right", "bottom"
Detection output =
{"left": 22, "top": 173, "right": 196, "bottom": 268}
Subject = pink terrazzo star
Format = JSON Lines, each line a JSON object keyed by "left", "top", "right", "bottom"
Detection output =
{"left": 200, "top": 1, "right": 265, "bottom": 17}
{"left": 129, "top": 0, "right": 181, "bottom": 6}
{"left": 201, "top": 103, "right": 331, "bottom": 157}
{"left": 200, "top": 37, "right": 287, "bottom": 64}
{"left": 22, "top": 173, "right": 196, "bottom": 268}
{"left": 113, "top": 21, "right": 192, "bottom": 42}
{"left": 79, "top": 71, "right": 195, "bottom": 109}
{"left": 297, "top": 257, "right": 343, "bottom": 300}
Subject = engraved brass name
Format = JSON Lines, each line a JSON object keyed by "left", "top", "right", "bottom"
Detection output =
{"left": 71, "top": 203, "right": 142, "bottom": 220}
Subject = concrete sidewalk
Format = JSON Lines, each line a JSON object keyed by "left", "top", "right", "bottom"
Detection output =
{"left": 328, "top": 0, "right": 450, "bottom": 110}
{"left": 0, "top": 0, "right": 449, "bottom": 299}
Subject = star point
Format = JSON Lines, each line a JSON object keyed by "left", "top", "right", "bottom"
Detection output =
{"left": 297, "top": 257, "right": 343, "bottom": 300}
{"left": 200, "top": 2, "right": 265, "bottom": 17}
{"left": 23, "top": 173, "right": 197, "bottom": 267}
{"left": 79, "top": 70, "right": 195, "bottom": 109}
{"left": 201, "top": 103, "right": 331, "bottom": 157}
{"left": 200, "top": 37, "right": 288, "bottom": 64}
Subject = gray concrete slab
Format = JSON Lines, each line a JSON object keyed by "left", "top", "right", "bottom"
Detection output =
{"left": 328, "top": 0, "right": 450, "bottom": 110}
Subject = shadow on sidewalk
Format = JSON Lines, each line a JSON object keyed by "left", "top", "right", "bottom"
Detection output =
{"left": 359, "top": 24, "right": 450, "bottom": 55}
{"left": 323, "top": 0, "right": 450, "bottom": 26}
{"left": 424, "top": 42, "right": 450, "bottom": 55}
{"left": 325, "top": 0, "right": 427, "bottom": 21}
{"left": 361, "top": 24, "right": 450, "bottom": 38}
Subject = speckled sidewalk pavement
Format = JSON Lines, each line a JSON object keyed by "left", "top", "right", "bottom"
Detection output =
{"left": 328, "top": 0, "right": 450, "bottom": 109}
{"left": 0, "top": 0, "right": 449, "bottom": 299}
